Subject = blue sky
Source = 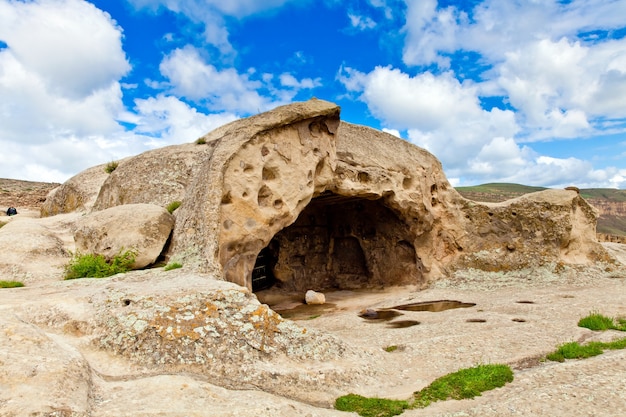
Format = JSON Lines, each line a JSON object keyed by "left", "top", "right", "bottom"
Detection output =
{"left": 1, "top": 0, "right": 626, "bottom": 188}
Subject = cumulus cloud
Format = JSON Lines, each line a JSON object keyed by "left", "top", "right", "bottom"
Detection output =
{"left": 0, "top": 0, "right": 130, "bottom": 98}
{"left": 337, "top": 64, "right": 625, "bottom": 188}
{"left": 0, "top": 0, "right": 133, "bottom": 181}
{"left": 130, "top": 95, "right": 238, "bottom": 145}
{"left": 335, "top": 0, "right": 626, "bottom": 187}
{"left": 159, "top": 46, "right": 320, "bottom": 114}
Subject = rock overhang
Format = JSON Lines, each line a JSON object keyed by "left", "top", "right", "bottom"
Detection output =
{"left": 38, "top": 98, "right": 615, "bottom": 290}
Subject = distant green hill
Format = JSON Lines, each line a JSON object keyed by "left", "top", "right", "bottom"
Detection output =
{"left": 456, "top": 183, "right": 626, "bottom": 237}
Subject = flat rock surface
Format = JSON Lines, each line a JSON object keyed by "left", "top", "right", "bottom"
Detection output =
{"left": 1, "top": 256, "right": 625, "bottom": 416}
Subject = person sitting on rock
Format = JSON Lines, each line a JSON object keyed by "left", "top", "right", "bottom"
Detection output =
{"left": 6, "top": 207, "right": 17, "bottom": 216}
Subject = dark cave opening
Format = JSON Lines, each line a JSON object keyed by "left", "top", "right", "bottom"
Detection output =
{"left": 252, "top": 192, "right": 423, "bottom": 293}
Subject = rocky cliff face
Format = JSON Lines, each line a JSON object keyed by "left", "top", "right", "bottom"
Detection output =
{"left": 589, "top": 199, "right": 626, "bottom": 216}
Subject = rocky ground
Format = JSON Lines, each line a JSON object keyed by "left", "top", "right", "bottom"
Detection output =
{"left": 1, "top": 181, "right": 626, "bottom": 416}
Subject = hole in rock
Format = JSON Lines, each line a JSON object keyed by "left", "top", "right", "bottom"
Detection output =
{"left": 252, "top": 192, "right": 424, "bottom": 293}
{"left": 386, "top": 320, "right": 420, "bottom": 328}
{"left": 392, "top": 300, "right": 476, "bottom": 312}
{"left": 359, "top": 309, "right": 403, "bottom": 321}
{"left": 466, "top": 318, "right": 487, "bottom": 323}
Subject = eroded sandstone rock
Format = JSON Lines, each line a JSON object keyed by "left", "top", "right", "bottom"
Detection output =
{"left": 0, "top": 215, "right": 72, "bottom": 284}
{"left": 0, "top": 314, "right": 92, "bottom": 416}
{"left": 457, "top": 189, "right": 612, "bottom": 271}
{"left": 42, "top": 98, "right": 612, "bottom": 291}
{"left": 73, "top": 203, "right": 174, "bottom": 269}
{"left": 40, "top": 163, "right": 112, "bottom": 216}
{"left": 90, "top": 272, "right": 373, "bottom": 404}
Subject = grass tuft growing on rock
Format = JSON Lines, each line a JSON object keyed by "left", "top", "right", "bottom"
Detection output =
{"left": 64, "top": 249, "right": 136, "bottom": 280}
{"left": 546, "top": 311, "right": 626, "bottom": 362}
{"left": 546, "top": 338, "right": 626, "bottom": 362}
{"left": 578, "top": 312, "right": 626, "bottom": 331}
{"left": 104, "top": 160, "right": 119, "bottom": 174}
{"left": 412, "top": 364, "right": 514, "bottom": 408}
{"left": 163, "top": 261, "right": 182, "bottom": 271}
{"left": 0, "top": 280, "right": 24, "bottom": 288}
{"left": 0, "top": 221, "right": 6, "bottom": 228}
{"left": 335, "top": 364, "right": 513, "bottom": 416}
{"left": 195, "top": 137, "right": 207, "bottom": 144}
{"left": 335, "top": 394, "right": 409, "bottom": 417}
{"left": 166, "top": 200, "right": 182, "bottom": 214}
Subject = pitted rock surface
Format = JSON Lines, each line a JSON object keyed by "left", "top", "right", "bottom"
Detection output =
{"left": 39, "top": 99, "right": 611, "bottom": 290}
{"left": 91, "top": 273, "right": 374, "bottom": 404}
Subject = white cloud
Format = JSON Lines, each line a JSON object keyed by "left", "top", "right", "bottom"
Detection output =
{"left": 128, "top": 0, "right": 296, "bottom": 54}
{"left": 279, "top": 73, "right": 322, "bottom": 89}
{"left": 337, "top": 64, "right": 626, "bottom": 188}
{"left": 158, "top": 46, "right": 271, "bottom": 113}
{"left": 131, "top": 95, "right": 238, "bottom": 145}
{"left": 368, "top": 0, "right": 395, "bottom": 20}
{"left": 159, "top": 46, "right": 320, "bottom": 114}
{"left": 348, "top": 13, "right": 377, "bottom": 30}
{"left": 0, "top": 0, "right": 130, "bottom": 98}
{"left": 0, "top": 0, "right": 134, "bottom": 181}
{"left": 382, "top": 128, "right": 401, "bottom": 138}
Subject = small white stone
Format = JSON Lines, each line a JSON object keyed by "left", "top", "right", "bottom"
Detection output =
{"left": 305, "top": 290, "right": 325, "bottom": 305}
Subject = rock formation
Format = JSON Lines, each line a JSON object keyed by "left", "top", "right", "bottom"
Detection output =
{"left": 1, "top": 99, "right": 624, "bottom": 416}
{"left": 73, "top": 203, "right": 175, "bottom": 269}
{"left": 37, "top": 98, "right": 612, "bottom": 292}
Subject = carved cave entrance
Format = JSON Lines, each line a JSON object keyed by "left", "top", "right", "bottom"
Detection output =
{"left": 252, "top": 192, "right": 423, "bottom": 293}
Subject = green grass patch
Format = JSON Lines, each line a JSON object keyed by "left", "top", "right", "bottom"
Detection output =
{"left": 195, "top": 137, "right": 207, "bottom": 144}
{"left": 163, "top": 261, "right": 183, "bottom": 271}
{"left": 546, "top": 341, "right": 604, "bottom": 362}
{"left": 546, "top": 312, "right": 626, "bottom": 362}
{"left": 335, "top": 364, "right": 513, "bottom": 416}
{"left": 166, "top": 200, "right": 182, "bottom": 214}
{"left": 335, "top": 394, "right": 409, "bottom": 417}
{"left": 546, "top": 337, "right": 626, "bottom": 362}
{"left": 64, "top": 249, "right": 136, "bottom": 280}
{"left": 104, "top": 160, "right": 119, "bottom": 174}
{"left": 578, "top": 312, "right": 626, "bottom": 331}
{"left": 384, "top": 345, "right": 398, "bottom": 353}
{"left": 413, "top": 364, "right": 513, "bottom": 409}
{"left": 0, "top": 280, "right": 24, "bottom": 288}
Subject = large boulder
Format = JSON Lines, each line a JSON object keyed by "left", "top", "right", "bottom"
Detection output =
{"left": 73, "top": 203, "right": 174, "bottom": 269}
{"left": 93, "top": 143, "right": 213, "bottom": 211}
{"left": 40, "top": 163, "right": 112, "bottom": 216}
{"left": 0, "top": 215, "right": 72, "bottom": 284}
{"left": 457, "top": 189, "right": 613, "bottom": 271}
{"left": 43, "top": 99, "right": 612, "bottom": 290}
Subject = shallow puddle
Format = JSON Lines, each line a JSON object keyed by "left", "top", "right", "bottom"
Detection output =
{"left": 274, "top": 303, "right": 338, "bottom": 320}
{"left": 358, "top": 308, "right": 403, "bottom": 321}
{"left": 392, "top": 300, "right": 476, "bottom": 312}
